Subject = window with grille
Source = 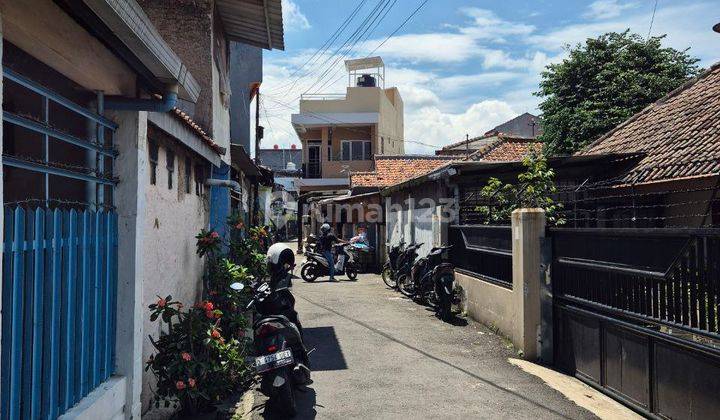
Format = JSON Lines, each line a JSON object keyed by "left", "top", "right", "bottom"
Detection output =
{"left": 195, "top": 164, "right": 205, "bottom": 195}
{"left": 166, "top": 149, "right": 175, "bottom": 189}
{"left": 149, "top": 140, "right": 158, "bottom": 185}
{"left": 341, "top": 140, "right": 372, "bottom": 161}
{"left": 184, "top": 156, "right": 192, "bottom": 194}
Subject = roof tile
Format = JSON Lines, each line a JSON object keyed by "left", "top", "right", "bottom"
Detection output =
{"left": 580, "top": 63, "right": 720, "bottom": 183}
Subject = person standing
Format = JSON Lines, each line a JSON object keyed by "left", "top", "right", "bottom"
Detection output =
{"left": 317, "top": 223, "right": 346, "bottom": 281}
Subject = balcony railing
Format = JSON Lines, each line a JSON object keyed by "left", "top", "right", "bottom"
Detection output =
{"left": 300, "top": 93, "right": 347, "bottom": 101}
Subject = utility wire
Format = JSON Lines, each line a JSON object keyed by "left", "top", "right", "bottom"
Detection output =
{"left": 647, "top": 0, "right": 658, "bottom": 39}
{"left": 267, "top": 0, "right": 370, "bottom": 94}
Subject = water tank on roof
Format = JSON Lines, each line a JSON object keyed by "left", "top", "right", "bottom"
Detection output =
{"left": 356, "top": 74, "right": 376, "bottom": 87}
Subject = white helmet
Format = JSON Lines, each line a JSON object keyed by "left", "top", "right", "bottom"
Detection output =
{"left": 266, "top": 243, "right": 294, "bottom": 266}
{"left": 320, "top": 223, "right": 331, "bottom": 233}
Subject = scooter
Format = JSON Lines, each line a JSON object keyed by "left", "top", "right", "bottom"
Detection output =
{"left": 300, "top": 243, "right": 363, "bottom": 282}
{"left": 243, "top": 244, "right": 311, "bottom": 417}
{"left": 381, "top": 241, "right": 405, "bottom": 289}
{"left": 392, "top": 243, "right": 423, "bottom": 292}
{"left": 398, "top": 245, "right": 457, "bottom": 320}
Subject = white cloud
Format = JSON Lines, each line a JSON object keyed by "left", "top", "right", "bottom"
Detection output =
{"left": 281, "top": 0, "right": 310, "bottom": 31}
{"left": 361, "top": 33, "right": 479, "bottom": 63}
{"left": 258, "top": 0, "right": 719, "bottom": 156}
{"left": 529, "top": 1, "right": 718, "bottom": 66}
{"left": 458, "top": 8, "right": 535, "bottom": 41}
{"left": 583, "top": 0, "right": 639, "bottom": 20}
{"left": 404, "top": 100, "right": 517, "bottom": 154}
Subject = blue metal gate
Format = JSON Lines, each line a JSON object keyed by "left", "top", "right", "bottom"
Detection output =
{"left": 1, "top": 69, "right": 119, "bottom": 420}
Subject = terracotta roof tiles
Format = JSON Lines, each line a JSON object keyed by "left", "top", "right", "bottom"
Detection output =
{"left": 350, "top": 155, "right": 455, "bottom": 188}
{"left": 170, "top": 107, "right": 225, "bottom": 155}
{"left": 580, "top": 62, "right": 720, "bottom": 184}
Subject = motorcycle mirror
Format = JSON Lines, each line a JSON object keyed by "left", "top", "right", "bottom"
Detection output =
{"left": 230, "top": 282, "right": 244, "bottom": 291}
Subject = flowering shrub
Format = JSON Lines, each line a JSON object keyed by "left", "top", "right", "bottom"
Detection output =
{"left": 195, "top": 229, "right": 221, "bottom": 258}
{"left": 147, "top": 214, "right": 274, "bottom": 414}
{"left": 145, "top": 295, "right": 251, "bottom": 414}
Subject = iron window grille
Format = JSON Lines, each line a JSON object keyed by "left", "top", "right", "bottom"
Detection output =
{"left": 149, "top": 140, "right": 158, "bottom": 185}
{"left": 166, "top": 149, "right": 175, "bottom": 189}
{"left": 184, "top": 156, "right": 192, "bottom": 194}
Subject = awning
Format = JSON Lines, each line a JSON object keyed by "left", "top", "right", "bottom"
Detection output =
{"left": 230, "top": 144, "right": 274, "bottom": 184}
{"left": 216, "top": 0, "right": 285, "bottom": 50}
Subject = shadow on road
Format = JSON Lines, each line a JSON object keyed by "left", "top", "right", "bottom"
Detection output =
{"left": 256, "top": 386, "right": 319, "bottom": 420}
{"left": 304, "top": 326, "right": 348, "bottom": 371}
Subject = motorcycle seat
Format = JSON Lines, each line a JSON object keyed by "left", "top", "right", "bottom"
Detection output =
{"left": 254, "top": 314, "right": 293, "bottom": 328}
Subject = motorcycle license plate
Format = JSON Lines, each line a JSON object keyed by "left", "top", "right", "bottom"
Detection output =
{"left": 255, "top": 349, "right": 294, "bottom": 373}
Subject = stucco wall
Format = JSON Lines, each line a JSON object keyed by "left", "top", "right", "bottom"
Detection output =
{"left": 455, "top": 272, "right": 516, "bottom": 342}
{"left": 211, "top": 59, "right": 231, "bottom": 159}
{"left": 140, "top": 135, "right": 209, "bottom": 410}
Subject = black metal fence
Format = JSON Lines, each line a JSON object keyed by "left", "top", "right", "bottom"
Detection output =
{"left": 552, "top": 228, "right": 720, "bottom": 337}
{"left": 449, "top": 225, "right": 512, "bottom": 288}
{"left": 551, "top": 227, "right": 720, "bottom": 418}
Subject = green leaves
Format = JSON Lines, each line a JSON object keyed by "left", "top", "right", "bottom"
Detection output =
{"left": 474, "top": 153, "right": 565, "bottom": 226}
{"left": 536, "top": 30, "right": 701, "bottom": 155}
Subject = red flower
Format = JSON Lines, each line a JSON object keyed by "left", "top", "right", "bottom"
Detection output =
{"left": 205, "top": 310, "right": 214, "bottom": 319}
{"left": 211, "top": 329, "right": 221, "bottom": 339}
{"left": 176, "top": 381, "right": 186, "bottom": 390}
{"left": 204, "top": 302, "right": 214, "bottom": 311}
{"left": 157, "top": 298, "right": 166, "bottom": 308}
{"left": 210, "top": 231, "right": 219, "bottom": 239}
{"left": 188, "top": 378, "right": 196, "bottom": 388}
{"left": 181, "top": 352, "right": 191, "bottom": 362}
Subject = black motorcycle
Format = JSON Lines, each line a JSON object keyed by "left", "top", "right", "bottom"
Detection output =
{"left": 392, "top": 243, "right": 423, "bottom": 291}
{"left": 300, "top": 243, "right": 363, "bottom": 281}
{"left": 398, "top": 245, "right": 457, "bottom": 320}
{"left": 244, "top": 244, "right": 311, "bottom": 417}
{"left": 381, "top": 241, "right": 405, "bottom": 289}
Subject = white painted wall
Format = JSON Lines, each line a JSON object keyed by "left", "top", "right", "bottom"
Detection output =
{"left": 140, "top": 140, "right": 209, "bottom": 411}
{"left": 212, "top": 60, "right": 230, "bottom": 164}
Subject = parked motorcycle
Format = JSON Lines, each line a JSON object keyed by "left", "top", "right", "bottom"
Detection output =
{"left": 300, "top": 243, "right": 365, "bottom": 282}
{"left": 244, "top": 243, "right": 311, "bottom": 417}
{"left": 381, "top": 241, "right": 405, "bottom": 289}
{"left": 398, "top": 245, "right": 457, "bottom": 320}
{"left": 391, "top": 243, "right": 423, "bottom": 291}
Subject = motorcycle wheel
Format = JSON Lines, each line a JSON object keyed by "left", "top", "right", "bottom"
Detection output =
{"left": 300, "top": 264, "right": 317, "bottom": 282}
{"left": 346, "top": 266, "right": 358, "bottom": 281}
{"left": 269, "top": 369, "right": 297, "bottom": 417}
{"left": 397, "top": 274, "right": 415, "bottom": 298}
{"left": 381, "top": 263, "right": 396, "bottom": 288}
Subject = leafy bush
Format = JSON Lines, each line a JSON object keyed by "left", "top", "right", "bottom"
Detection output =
{"left": 145, "top": 296, "right": 251, "bottom": 415}
{"left": 475, "top": 153, "right": 565, "bottom": 226}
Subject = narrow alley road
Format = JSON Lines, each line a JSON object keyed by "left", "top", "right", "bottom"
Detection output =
{"left": 251, "top": 255, "right": 598, "bottom": 419}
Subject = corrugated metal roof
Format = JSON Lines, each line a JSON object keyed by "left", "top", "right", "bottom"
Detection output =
{"left": 216, "top": 0, "right": 285, "bottom": 50}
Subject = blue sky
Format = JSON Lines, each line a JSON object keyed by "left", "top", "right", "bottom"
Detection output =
{"left": 259, "top": 0, "right": 719, "bottom": 153}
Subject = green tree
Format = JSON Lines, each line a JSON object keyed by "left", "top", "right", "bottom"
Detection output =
{"left": 536, "top": 31, "right": 701, "bottom": 155}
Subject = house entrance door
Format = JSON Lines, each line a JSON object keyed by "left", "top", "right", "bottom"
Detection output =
{"left": 307, "top": 142, "right": 321, "bottom": 178}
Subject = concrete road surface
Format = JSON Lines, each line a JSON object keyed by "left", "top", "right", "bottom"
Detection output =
{"left": 250, "top": 262, "right": 599, "bottom": 419}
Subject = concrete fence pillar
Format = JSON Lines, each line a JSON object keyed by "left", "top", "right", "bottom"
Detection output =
{"left": 111, "top": 110, "right": 148, "bottom": 419}
{"left": 511, "top": 208, "right": 546, "bottom": 360}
